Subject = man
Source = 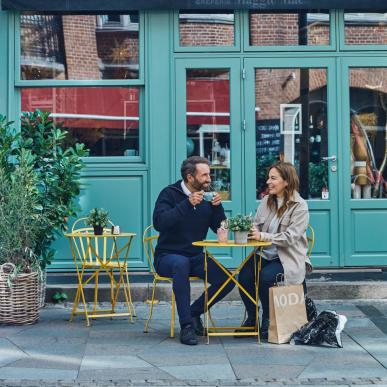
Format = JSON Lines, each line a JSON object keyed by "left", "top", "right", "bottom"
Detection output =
{"left": 153, "top": 156, "right": 235, "bottom": 345}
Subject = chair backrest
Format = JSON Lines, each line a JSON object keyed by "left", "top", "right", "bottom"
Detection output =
{"left": 307, "top": 224, "right": 315, "bottom": 259}
{"left": 70, "top": 217, "right": 115, "bottom": 265}
{"left": 143, "top": 225, "right": 159, "bottom": 276}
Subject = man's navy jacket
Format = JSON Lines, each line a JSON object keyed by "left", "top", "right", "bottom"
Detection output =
{"left": 153, "top": 180, "right": 226, "bottom": 258}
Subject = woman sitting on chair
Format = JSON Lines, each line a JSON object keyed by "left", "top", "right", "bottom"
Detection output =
{"left": 238, "top": 161, "right": 312, "bottom": 339}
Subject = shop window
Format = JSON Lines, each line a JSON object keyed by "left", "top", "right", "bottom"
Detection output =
{"left": 254, "top": 68, "right": 328, "bottom": 200}
{"left": 20, "top": 12, "right": 139, "bottom": 80}
{"left": 179, "top": 11, "right": 235, "bottom": 47}
{"left": 249, "top": 11, "right": 330, "bottom": 46}
{"left": 344, "top": 12, "right": 387, "bottom": 45}
{"left": 349, "top": 68, "right": 387, "bottom": 199}
{"left": 186, "top": 69, "right": 231, "bottom": 200}
{"left": 21, "top": 87, "right": 140, "bottom": 157}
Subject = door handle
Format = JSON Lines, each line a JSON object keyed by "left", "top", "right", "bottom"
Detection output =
{"left": 322, "top": 155, "right": 337, "bottom": 162}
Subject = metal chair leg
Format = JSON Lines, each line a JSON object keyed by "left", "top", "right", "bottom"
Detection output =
{"left": 170, "top": 289, "right": 175, "bottom": 338}
{"left": 144, "top": 279, "right": 158, "bottom": 333}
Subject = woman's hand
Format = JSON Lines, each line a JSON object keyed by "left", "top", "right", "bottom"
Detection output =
{"left": 249, "top": 225, "right": 261, "bottom": 240}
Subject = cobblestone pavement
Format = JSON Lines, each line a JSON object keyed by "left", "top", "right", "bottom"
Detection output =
{"left": 1, "top": 300, "right": 387, "bottom": 386}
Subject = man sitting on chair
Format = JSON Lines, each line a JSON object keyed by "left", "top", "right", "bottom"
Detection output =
{"left": 153, "top": 156, "right": 235, "bottom": 345}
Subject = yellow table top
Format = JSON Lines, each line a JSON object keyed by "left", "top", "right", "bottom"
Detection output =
{"left": 64, "top": 232, "right": 136, "bottom": 238}
{"left": 192, "top": 240, "right": 271, "bottom": 248}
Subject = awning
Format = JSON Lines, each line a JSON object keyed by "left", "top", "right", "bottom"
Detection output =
{"left": 1, "top": 0, "right": 387, "bottom": 12}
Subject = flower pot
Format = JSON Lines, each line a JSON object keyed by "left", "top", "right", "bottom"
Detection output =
{"left": 93, "top": 225, "right": 103, "bottom": 235}
{"left": 234, "top": 231, "right": 248, "bottom": 244}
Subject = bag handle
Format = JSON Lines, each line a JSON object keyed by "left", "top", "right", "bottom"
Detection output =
{"left": 275, "top": 273, "right": 285, "bottom": 286}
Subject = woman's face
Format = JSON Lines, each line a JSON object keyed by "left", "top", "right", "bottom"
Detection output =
{"left": 266, "top": 168, "right": 288, "bottom": 197}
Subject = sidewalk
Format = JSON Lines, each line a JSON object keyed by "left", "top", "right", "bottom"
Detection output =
{"left": 1, "top": 300, "right": 387, "bottom": 387}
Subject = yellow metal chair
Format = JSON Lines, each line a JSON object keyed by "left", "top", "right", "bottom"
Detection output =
{"left": 66, "top": 217, "right": 136, "bottom": 326}
{"left": 143, "top": 225, "right": 201, "bottom": 338}
{"left": 307, "top": 224, "right": 315, "bottom": 259}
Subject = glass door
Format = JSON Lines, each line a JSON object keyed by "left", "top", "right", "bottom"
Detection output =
{"left": 244, "top": 58, "right": 339, "bottom": 267}
{"left": 175, "top": 58, "right": 243, "bottom": 267}
{"left": 341, "top": 58, "right": 387, "bottom": 266}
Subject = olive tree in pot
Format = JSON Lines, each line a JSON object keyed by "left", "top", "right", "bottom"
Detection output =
{"left": 0, "top": 111, "right": 88, "bottom": 323}
{"left": 226, "top": 214, "right": 254, "bottom": 244}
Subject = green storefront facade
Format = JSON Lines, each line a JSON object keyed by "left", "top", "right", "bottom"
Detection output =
{"left": 1, "top": 1, "right": 387, "bottom": 272}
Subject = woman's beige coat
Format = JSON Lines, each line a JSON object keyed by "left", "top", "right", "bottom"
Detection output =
{"left": 255, "top": 192, "right": 312, "bottom": 284}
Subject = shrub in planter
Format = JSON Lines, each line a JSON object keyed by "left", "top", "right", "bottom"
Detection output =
{"left": 0, "top": 111, "right": 88, "bottom": 322}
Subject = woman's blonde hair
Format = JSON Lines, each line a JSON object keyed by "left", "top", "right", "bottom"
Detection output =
{"left": 267, "top": 161, "right": 299, "bottom": 218}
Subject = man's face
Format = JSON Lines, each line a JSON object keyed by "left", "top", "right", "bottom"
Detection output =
{"left": 188, "top": 163, "right": 211, "bottom": 191}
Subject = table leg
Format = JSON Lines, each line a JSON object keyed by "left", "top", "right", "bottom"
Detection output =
{"left": 204, "top": 248, "right": 209, "bottom": 345}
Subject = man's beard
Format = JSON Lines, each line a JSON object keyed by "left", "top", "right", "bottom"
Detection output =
{"left": 192, "top": 177, "right": 210, "bottom": 191}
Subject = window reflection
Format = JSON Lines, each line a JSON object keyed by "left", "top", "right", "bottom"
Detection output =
{"left": 20, "top": 12, "right": 139, "bottom": 80}
{"left": 249, "top": 11, "right": 330, "bottom": 46}
{"left": 179, "top": 11, "right": 234, "bottom": 47}
{"left": 186, "top": 69, "right": 231, "bottom": 200}
{"left": 255, "top": 68, "right": 328, "bottom": 200}
{"left": 345, "top": 13, "right": 387, "bottom": 45}
{"left": 350, "top": 68, "right": 387, "bottom": 199}
{"left": 21, "top": 87, "right": 140, "bottom": 157}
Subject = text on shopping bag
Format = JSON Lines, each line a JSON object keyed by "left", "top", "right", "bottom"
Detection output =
{"left": 273, "top": 291, "right": 305, "bottom": 308}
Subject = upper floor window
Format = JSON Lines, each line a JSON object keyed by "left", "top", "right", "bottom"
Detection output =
{"left": 249, "top": 11, "right": 330, "bottom": 47}
{"left": 344, "top": 12, "right": 387, "bottom": 45}
{"left": 20, "top": 12, "right": 139, "bottom": 80}
{"left": 179, "top": 11, "right": 235, "bottom": 47}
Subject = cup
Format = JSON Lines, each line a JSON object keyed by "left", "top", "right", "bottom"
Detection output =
{"left": 217, "top": 228, "right": 228, "bottom": 243}
{"left": 111, "top": 225, "right": 121, "bottom": 235}
{"left": 203, "top": 192, "right": 215, "bottom": 202}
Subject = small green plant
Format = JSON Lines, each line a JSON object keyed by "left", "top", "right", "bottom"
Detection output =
{"left": 86, "top": 208, "right": 109, "bottom": 228}
{"left": 226, "top": 214, "right": 253, "bottom": 232}
{"left": 52, "top": 291, "right": 68, "bottom": 304}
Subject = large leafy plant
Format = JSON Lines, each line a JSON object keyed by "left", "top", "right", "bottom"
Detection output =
{"left": 0, "top": 111, "right": 89, "bottom": 270}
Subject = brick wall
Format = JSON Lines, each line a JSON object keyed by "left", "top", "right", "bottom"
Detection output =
{"left": 345, "top": 25, "right": 387, "bottom": 45}
{"left": 62, "top": 16, "right": 100, "bottom": 79}
{"left": 180, "top": 22, "right": 234, "bottom": 46}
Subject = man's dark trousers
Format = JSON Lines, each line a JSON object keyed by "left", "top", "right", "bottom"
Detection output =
{"left": 155, "top": 252, "right": 235, "bottom": 327}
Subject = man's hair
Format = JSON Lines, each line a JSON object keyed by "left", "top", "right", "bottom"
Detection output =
{"left": 181, "top": 156, "right": 210, "bottom": 182}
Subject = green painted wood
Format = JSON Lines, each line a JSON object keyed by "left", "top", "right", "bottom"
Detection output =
{"left": 0, "top": 11, "right": 8, "bottom": 115}
{"left": 175, "top": 57, "right": 244, "bottom": 267}
{"left": 50, "top": 171, "right": 149, "bottom": 271}
{"left": 244, "top": 57, "right": 340, "bottom": 267}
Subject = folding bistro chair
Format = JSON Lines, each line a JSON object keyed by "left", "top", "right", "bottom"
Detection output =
{"left": 66, "top": 217, "right": 136, "bottom": 326}
{"left": 143, "top": 225, "right": 201, "bottom": 338}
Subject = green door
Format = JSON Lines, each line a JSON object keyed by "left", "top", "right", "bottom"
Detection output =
{"left": 341, "top": 58, "right": 387, "bottom": 266}
{"left": 175, "top": 58, "right": 244, "bottom": 267}
{"left": 244, "top": 58, "right": 340, "bottom": 267}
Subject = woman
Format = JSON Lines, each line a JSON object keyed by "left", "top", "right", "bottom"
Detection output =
{"left": 238, "top": 161, "right": 312, "bottom": 339}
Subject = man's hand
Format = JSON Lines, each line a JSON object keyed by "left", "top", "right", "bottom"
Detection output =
{"left": 211, "top": 192, "right": 222, "bottom": 206}
{"left": 189, "top": 191, "right": 204, "bottom": 207}
{"left": 248, "top": 225, "right": 261, "bottom": 240}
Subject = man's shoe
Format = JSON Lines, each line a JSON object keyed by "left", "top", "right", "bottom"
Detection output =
{"left": 234, "top": 319, "right": 257, "bottom": 338}
{"left": 260, "top": 318, "right": 270, "bottom": 340}
{"left": 180, "top": 325, "right": 198, "bottom": 345}
{"left": 192, "top": 315, "right": 204, "bottom": 336}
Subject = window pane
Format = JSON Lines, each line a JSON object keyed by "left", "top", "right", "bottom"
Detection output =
{"left": 21, "top": 87, "right": 140, "bottom": 157}
{"left": 179, "top": 11, "right": 234, "bottom": 47}
{"left": 186, "top": 69, "right": 231, "bottom": 200}
{"left": 20, "top": 13, "right": 139, "bottom": 80}
{"left": 255, "top": 68, "right": 328, "bottom": 200}
{"left": 345, "top": 13, "right": 387, "bottom": 45}
{"left": 349, "top": 68, "right": 387, "bottom": 199}
{"left": 249, "top": 12, "right": 330, "bottom": 46}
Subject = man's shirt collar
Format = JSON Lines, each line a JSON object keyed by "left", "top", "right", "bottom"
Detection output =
{"left": 181, "top": 181, "right": 192, "bottom": 196}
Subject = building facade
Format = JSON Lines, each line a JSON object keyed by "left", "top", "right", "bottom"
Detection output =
{"left": 1, "top": 1, "right": 387, "bottom": 271}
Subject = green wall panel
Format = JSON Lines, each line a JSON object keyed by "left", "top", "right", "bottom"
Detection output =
{"left": 0, "top": 11, "right": 8, "bottom": 115}
{"left": 352, "top": 211, "right": 387, "bottom": 254}
{"left": 49, "top": 172, "right": 148, "bottom": 271}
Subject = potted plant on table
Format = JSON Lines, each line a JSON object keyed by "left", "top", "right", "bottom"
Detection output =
{"left": 86, "top": 208, "right": 109, "bottom": 235}
{"left": 227, "top": 214, "right": 254, "bottom": 244}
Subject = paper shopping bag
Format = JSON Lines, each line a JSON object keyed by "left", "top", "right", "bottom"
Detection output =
{"left": 268, "top": 284, "right": 307, "bottom": 344}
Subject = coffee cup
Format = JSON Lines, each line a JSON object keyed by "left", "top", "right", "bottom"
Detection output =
{"left": 203, "top": 192, "right": 215, "bottom": 202}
